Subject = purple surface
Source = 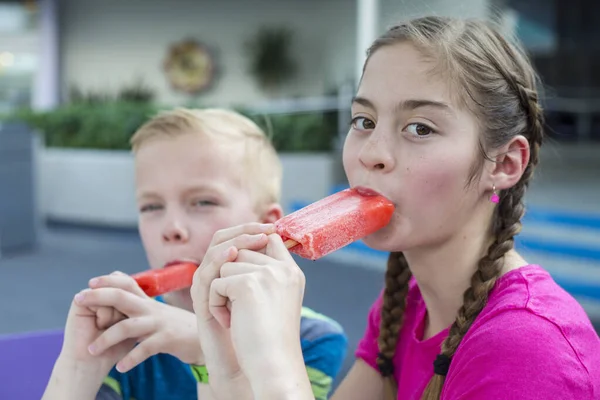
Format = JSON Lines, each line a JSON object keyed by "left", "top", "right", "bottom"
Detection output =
{"left": 0, "top": 329, "right": 63, "bottom": 400}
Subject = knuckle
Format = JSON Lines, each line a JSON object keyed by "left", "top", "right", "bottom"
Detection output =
{"left": 211, "top": 228, "right": 228, "bottom": 245}
{"left": 124, "top": 277, "right": 138, "bottom": 293}
{"left": 241, "top": 273, "right": 260, "bottom": 291}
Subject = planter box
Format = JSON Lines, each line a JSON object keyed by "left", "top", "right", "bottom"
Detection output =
{"left": 40, "top": 148, "right": 138, "bottom": 227}
{"left": 39, "top": 148, "right": 336, "bottom": 228}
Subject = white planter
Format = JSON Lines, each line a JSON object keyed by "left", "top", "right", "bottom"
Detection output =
{"left": 39, "top": 149, "right": 336, "bottom": 227}
{"left": 40, "top": 148, "right": 138, "bottom": 227}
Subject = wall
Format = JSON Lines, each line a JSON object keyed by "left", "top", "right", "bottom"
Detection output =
{"left": 59, "top": 0, "right": 354, "bottom": 107}
{"left": 59, "top": 0, "right": 493, "bottom": 107}
{"left": 380, "top": 0, "right": 491, "bottom": 29}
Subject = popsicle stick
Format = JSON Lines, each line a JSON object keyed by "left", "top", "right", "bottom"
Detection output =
{"left": 284, "top": 239, "right": 298, "bottom": 249}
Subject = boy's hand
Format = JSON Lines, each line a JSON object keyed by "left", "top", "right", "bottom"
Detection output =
{"left": 77, "top": 271, "right": 203, "bottom": 372}
{"left": 194, "top": 224, "right": 309, "bottom": 397}
{"left": 191, "top": 223, "right": 276, "bottom": 400}
{"left": 192, "top": 223, "right": 311, "bottom": 399}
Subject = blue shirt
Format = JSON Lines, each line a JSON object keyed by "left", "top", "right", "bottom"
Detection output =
{"left": 97, "top": 305, "right": 347, "bottom": 400}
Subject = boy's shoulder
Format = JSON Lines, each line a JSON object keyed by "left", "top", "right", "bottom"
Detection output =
{"left": 300, "top": 306, "right": 345, "bottom": 341}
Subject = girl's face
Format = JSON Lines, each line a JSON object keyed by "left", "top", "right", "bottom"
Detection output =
{"left": 343, "top": 42, "right": 489, "bottom": 252}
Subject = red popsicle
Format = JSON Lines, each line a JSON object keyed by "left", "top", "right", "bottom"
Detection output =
{"left": 276, "top": 188, "right": 395, "bottom": 260}
{"left": 132, "top": 262, "right": 198, "bottom": 297}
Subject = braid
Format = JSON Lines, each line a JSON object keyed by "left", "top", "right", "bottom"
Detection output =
{"left": 377, "top": 251, "right": 412, "bottom": 399}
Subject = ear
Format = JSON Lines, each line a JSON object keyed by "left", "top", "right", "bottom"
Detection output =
{"left": 486, "top": 135, "right": 530, "bottom": 191}
{"left": 259, "top": 203, "right": 284, "bottom": 223}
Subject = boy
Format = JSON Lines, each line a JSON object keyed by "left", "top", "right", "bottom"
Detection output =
{"left": 43, "top": 108, "right": 347, "bottom": 400}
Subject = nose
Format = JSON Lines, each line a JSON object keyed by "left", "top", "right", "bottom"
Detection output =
{"left": 162, "top": 219, "right": 190, "bottom": 243}
{"left": 358, "top": 130, "right": 395, "bottom": 172}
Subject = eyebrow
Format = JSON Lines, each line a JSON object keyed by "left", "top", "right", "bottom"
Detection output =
{"left": 136, "top": 184, "right": 225, "bottom": 201}
{"left": 352, "top": 96, "right": 451, "bottom": 112}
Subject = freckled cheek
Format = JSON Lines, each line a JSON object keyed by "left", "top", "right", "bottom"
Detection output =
{"left": 403, "top": 159, "right": 465, "bottom": 209}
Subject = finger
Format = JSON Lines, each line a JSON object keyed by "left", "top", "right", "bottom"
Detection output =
{"left": 266, "top": 233, "right": 295, "bottom": 261}
{"left": 220, "top": 261, "right": 263, "bottom": 278}
{"left": 89, "top": 316, "right": 154, "bottom": 356}
{"left": 208, "top": 275, "right": 252, "bottom": 329}
{"left": 89, "top": 274, "right": 147, "bottom": 298}
{"left": 235, "top": 248, "right": 277, "bottom": 265}
{"left": 194, "top": 233, "right": 268, "bottom": 301}
{"left": 208, "top": 277, "right": 232, "bottom": 328}
{"left": 95, "top": 306, "right": 126, "bottom": 330}
{"left": 115, "top": 335, "right": 164, "bottom": 373}
{"left": 75, "top": 287, "right": 147, "bottom": 316}
{"left": 210, "top": 223, "right": 275, "bottom": 247}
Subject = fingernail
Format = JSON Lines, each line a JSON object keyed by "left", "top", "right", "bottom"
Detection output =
{"left": 74, "top": 293, "right": 85, "bottom": 303}
{"left": 222, "top": 247, "right": 234, "bottom": 259}
{"left": 116, "top": 361, "right": 126, "bottom": 372}
{"left": 88, "top": 344, "right": 96, "bottom": 355}
{"left": 89, "top": 278, "right": 99, "bottom": 286}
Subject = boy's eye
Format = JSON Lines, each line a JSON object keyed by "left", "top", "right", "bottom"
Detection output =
{"left": 140, "top": 204, "right": 163, "bottom": 213}
{"left": 194, "top": 200, "right": 218, "bottom": 207}
{"left": 351, "top": 116, "right": 376, "bottom": 130}
{"left": 405, "top": 123, "right": 435, "bottom": 137}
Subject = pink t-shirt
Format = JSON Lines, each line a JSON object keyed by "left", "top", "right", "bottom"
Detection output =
{"left": 356, "top": 265, "right": 600, "bottom": 399}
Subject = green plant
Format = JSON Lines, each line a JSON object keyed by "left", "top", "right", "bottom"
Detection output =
{"left": 245, "top": 26, "right": 297, "bottom": 92}
{"left": 4, "top": 101, "right": 338, "bottom": 152}
{"left": 117, "top": 78, "right": 156, "bottom": 103}
{"left": 245, "top": 111, "right": 338, "bottom": 152}
{"left": 69, "top": 78, "right": 156, "bottom": 105}
{"left": 8, "top": 102, "right": 158, "bottom": 150}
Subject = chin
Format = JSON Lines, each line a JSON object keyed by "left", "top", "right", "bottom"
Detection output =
{"left": 362, "top": 231, "right": 401, "bottom": 253}
{"left": 361, "top": 219, "right": 409, "bottom": 253}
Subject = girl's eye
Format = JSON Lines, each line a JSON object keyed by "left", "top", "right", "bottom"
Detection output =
{"left": 140, "top": 204, "right": 162, "bottom": 213}
{"left": 405, "top": 123, "right": 435, "bottom": 137}
{"left": 351, "top": 116, "right": 376, "bottom": 130}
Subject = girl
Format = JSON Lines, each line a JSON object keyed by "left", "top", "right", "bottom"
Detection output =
{"left": 191, "top": 16, "right": 600, "bottom": 399}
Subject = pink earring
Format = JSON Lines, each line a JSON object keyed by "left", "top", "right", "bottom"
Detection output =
{"left": 490, "top": 184, "right": 499, "bottom": 204}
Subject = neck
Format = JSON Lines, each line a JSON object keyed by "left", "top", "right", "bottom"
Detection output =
{"left": 404, "top": 206, "right": 493, "bottom": 339}
{"left": 404, "top": 206, "right": 529, "bottom": 339}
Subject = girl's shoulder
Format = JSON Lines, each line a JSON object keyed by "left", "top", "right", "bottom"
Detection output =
{"left": 446, "top": 264, "right": 600, "bottom": 399}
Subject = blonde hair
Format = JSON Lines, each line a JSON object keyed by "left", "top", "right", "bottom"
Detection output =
{"left": 130, "top": 108, "right": 282, "bottom": 211}
{"left": 364, "top": 17, "right": 544, "bottom": 400}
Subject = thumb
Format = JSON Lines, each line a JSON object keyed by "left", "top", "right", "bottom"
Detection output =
{"left": 195, "top": 310, "right": 242, "bottom": 379}
{"left": 265, "top": 233, "right": 294, "bottom": 262}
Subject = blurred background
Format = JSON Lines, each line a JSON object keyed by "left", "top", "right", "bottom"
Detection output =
{"left": 0, "top": 0, "right": 598, "bottom": 395}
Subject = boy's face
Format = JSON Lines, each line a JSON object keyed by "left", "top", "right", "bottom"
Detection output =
{"left": 134, "top": 133, "right": 281, "bottom": 311}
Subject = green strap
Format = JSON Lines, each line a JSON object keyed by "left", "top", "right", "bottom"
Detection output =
{"left": 190, "top": 364, "right": 209, "bottom": 384}
{"left": 102, "top": 376, "right": 122, "bottom": 395}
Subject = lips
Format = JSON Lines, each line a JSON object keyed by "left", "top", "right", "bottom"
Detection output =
{"left": 353, "top": 186, "right": 398, "bottom": 209}
{"left": 163, "top": 259, "right": 199, "bottom": 268}
{"left": 353, "top": 186, "right": 384, "bottom": 197}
